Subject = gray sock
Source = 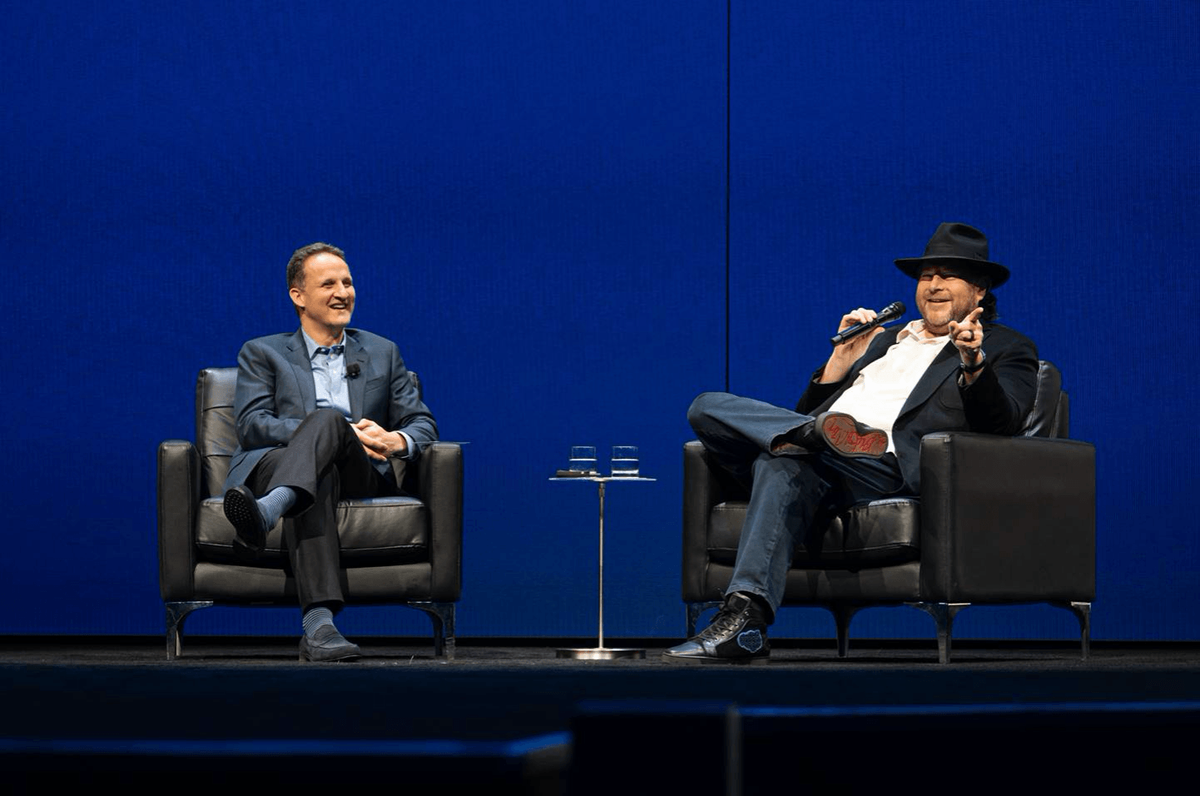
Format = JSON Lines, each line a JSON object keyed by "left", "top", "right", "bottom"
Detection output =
{"left": 257, "top": 486, "right": 297, "bottom": 529}
{"left": 302, "top": 606, "right": 335, "bottom": 638}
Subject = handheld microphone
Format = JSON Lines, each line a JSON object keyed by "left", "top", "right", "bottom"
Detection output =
{"left": 830, "top": 301, "right": 906, "bottom": 346}
{"left": 346, "top": 363, "right": 361, "bottom": 379}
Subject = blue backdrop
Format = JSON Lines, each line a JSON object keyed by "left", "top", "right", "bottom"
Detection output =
{"left": 3, "top": 1, "right": 1196, "bottom": 642}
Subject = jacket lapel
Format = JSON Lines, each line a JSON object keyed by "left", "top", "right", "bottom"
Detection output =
{"left": 345, "top": 331, "right": 369, "bottom": 420}
{"left": 846, "top": 328, "right": 898, "bottom": 382}
{"left": 895, "top": 330, "right": 977, "bottom": 420}
{"left": 811, "top": 329, "right": 901, "bottom": 415}
{"left": 285, "top": 329, "right": 318, "bottom": 414}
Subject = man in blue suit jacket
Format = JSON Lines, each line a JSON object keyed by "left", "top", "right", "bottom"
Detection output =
{"left": 665, "top": 223, "right": 1039, "bottom": 664}
{"left": 222, "top": 242, "right": 437, "bottom": 662}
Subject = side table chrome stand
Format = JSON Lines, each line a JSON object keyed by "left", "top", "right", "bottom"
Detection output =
{"left": 550, "top": 475, "right": 655, "bottom": 660}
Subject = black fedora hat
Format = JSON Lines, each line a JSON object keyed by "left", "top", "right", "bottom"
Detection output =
{"left": 894, "top": 222, "right": 1009, "bottom": 288}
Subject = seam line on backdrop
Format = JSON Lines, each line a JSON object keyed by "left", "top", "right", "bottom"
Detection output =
{"left": 724, "top": 0, "right": 731, "bottom": 392}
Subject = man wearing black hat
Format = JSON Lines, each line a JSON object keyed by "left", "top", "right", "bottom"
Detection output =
{"left": 664, "top": 223, "right": 1039, "bottom": 664}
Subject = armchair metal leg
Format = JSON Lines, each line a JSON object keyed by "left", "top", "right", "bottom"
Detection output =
{"left": 685, "top": 600, "right": 721, "bottom": 638}
{"left": 165, "top": 601, "right": 214, "bottom": 661}
{"left": 409, "top": 602, "right": 456, "bottom": 661}
{"left": 909, "top": 602, "right": 969, "bottom": 664}
{"left": 1056, "top": 601, "right": 1092, "bottom": 661}
{"left": 827, "top": 605, "right": 861, "bottom": 658}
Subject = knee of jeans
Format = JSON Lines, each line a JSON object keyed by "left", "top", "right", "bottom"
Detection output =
{"left": 687, "top": 392, "right": 725, "bottom": 427}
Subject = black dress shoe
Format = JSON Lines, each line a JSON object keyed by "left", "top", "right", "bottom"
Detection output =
{"left": 662, "top": 593, "right": 770, "bottom": 664}
{"left": 299, "top": 625, "right": 362, "bottom": 663}
{"left": 811, "top": 412, "right": 887, "bottom": 459}
{"left": 223, "top": 485, "right": 269, "bottom": 553}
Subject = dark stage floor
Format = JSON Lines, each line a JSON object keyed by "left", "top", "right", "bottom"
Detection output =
{"left": 4, "top": 636, "right": 1199, "bottom": 792}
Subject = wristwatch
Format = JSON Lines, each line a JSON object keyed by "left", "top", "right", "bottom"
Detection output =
{"left": 960, "top": 350, "right": 987, "bottom": 374}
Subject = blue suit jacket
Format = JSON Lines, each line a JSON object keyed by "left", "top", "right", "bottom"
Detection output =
{"left": 222, "top": 328, "right": 439, "bottom": 492}
{"left": 796, "top": 322, "right": 1039, "bottom": 494}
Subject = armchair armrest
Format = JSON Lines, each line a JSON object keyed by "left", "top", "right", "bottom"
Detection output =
{"left": 918, "top": 432, "right": 1096, "bottom": 603}
{"left": 416, "top": 442, "right": 463, "bottom": 602}
{"left": 157, "top": 439, "right": 200, "bottom": 601}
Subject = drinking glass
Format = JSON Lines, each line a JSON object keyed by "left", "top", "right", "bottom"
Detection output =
{"left": 611, "top": 446, "right": 639, "bottom": 477}
{"left": 568, "top": 446, "right": 598, "bottom": 474}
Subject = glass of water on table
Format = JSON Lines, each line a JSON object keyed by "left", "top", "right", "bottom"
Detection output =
{"left": 568, "top": 446, "right": 599, "bottom": 475}
{"left": 610, "top": 446, "right": 639, "bottom": 477}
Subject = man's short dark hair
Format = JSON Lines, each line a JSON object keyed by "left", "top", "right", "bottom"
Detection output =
{"left": 287, "top": 242, "right": 347, "bottom": 317}
{"left": 287, "top": 242, "right": 347, "bottom": 290}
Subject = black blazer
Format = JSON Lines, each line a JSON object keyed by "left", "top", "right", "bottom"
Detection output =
{"left": 796, "top": 323, "right": 1039, "bottom": 493}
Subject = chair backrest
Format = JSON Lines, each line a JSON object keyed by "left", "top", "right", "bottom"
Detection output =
{"left": 192, "top": 366, "right": 424, "bottom": 498}
{"left": 1019, "top": 360, "right": 1069, "bottom": 439}
{"left": 195, "top": 367, "right": 239, "bottom": 498}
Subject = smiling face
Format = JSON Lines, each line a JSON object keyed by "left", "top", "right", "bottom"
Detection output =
{"left": 290, "top": 251, "right": 355, "bottom": 343}
{"left": 915, "top": 264, "right": 987, "bottom": 336}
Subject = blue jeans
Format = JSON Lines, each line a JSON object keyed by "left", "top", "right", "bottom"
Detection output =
{"left": 687, "top": 392, "right": 905, "bottom": 618}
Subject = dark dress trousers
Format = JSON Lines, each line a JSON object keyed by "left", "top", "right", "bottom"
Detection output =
{"left": 223, "top": 328, "right": 438, "bottom": 610}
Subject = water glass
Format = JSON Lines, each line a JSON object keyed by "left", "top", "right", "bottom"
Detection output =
{"left": 568, "top": 446, "right": 598, "bottom": 474}
{"left": 611, "top": 445, "right": 639, "bottom": 477}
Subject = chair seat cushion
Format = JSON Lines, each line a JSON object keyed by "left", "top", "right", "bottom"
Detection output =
{"left": 708, "top": 497, "right": 920, "bottom": 569}
{"left": 196, "top": 496, "right": 430, "bottom": 567}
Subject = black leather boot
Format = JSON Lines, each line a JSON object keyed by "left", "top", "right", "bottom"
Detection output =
{"left": 662, "top": 592, "right": 770, "bottom": 664}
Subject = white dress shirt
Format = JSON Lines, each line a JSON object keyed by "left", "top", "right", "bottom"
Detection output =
{"left": 827, "top": 320, "right": 949, "bottom": 454}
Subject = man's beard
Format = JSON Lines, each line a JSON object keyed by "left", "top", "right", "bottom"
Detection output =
{"left": 920, "top": 295, "right": 977, "bottom": 332}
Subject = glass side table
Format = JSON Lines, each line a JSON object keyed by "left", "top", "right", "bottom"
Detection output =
{"left": 549, "top": 474, "right": 656, "bottom": 659}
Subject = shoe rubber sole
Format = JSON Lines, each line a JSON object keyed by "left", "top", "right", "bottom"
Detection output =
{"left": 299, "top": 650, "right": 362, "bottom": 663}
{"left": 661, "top": 650, "right": 770, "bottom": 665}
{"left": 818, "top": 413, "right": 887, "bottom": 459}
{"left": 223, "top": 486, "right": 267, "bottom": 552}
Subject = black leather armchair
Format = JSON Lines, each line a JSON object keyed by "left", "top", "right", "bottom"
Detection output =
{"left": 681, "top": 361, "right": 1095, "bottom": 663}
{"left": 158, "top": 367, "right": 463, "bottom": 660}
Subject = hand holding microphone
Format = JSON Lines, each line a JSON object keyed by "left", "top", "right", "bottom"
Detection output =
{"left": 818, "top": 301, "right": 907, "bottom": 385}
{"left": 830, "top": 301, "right": 906, "bottom": 346}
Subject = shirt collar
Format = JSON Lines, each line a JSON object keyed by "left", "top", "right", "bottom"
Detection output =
{"left": 897, "top": 319, "right": 950, "bottom": 344}
{"left": 300, "top": 328, "right": 346, "bottom": 360}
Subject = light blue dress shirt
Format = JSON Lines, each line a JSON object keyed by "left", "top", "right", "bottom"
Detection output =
{"left": 301, "top": 329, "right": 352, "bottom": 419}
{"left": 300, "top": 329, "right": 414, "bottom": 459}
